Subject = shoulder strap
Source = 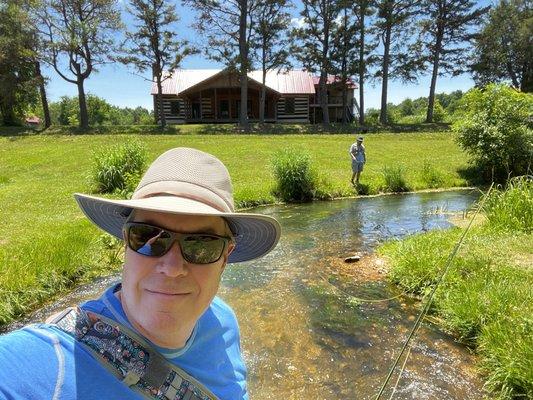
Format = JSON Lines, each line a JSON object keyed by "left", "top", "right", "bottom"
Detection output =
{"left": 50, "top": 307, "right": 219, "bottom": 400}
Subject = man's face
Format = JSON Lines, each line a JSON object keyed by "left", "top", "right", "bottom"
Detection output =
{"left": 120, "top": 210, "right": 233, "bottom": 347}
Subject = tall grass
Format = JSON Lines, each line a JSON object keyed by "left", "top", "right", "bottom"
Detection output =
{"left": 379, "top": 181, "right": 533, "bottom": 398}
{"left": 420, "top": 159, "right": 445, "bottom": 188}
{"left": 91, "top": 139, "right": 147, "bottom": 194}
{"left": 381, "top": 165, "right": 410, "bottom": 192}
{"left": 483, "top": 177, "right": 533, "bottom": 233}
{"left": 271, "top": 148, "right": 317, "bottom": 202}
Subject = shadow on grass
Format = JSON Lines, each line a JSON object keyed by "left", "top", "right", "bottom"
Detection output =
{"left": 457, "top": 165, "right": 488, "bottom": 186}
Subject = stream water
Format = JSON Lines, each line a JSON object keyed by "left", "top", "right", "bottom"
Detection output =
{"left": 6, "top": 189, "right": 487, "bottom": 399}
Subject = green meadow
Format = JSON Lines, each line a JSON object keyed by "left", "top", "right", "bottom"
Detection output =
{"left": 0, "top": 132, "right": 469, "bottom": 326}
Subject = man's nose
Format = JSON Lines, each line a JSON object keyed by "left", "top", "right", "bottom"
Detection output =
{"left": 154, "top": 241, "right": 188, "bottom": 277}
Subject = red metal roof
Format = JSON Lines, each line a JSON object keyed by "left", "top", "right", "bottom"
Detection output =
{"left": 151, "top": 69, "right": 317, "bottom": 95}
{"left": 312, "top": 74, "right": 357, "bottom": 89}
{"left": 25, "top": 116, "right": 40, "bottom": 124}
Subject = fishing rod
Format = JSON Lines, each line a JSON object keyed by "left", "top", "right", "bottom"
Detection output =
{"left": 374, "top": 183, "right": 494, "bottom": 400}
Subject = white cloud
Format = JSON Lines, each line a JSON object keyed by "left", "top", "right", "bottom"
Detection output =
{"left": 290, "top": 17, "right": 306, "bottom": 28}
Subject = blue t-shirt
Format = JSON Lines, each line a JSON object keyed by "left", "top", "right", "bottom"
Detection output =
{"left": 0, "top": 284, "right": 248, "bottom": 400}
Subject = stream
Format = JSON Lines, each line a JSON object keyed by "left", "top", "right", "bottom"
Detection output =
{"left": 6, "top": 189, "right": 487, "bottom": 399}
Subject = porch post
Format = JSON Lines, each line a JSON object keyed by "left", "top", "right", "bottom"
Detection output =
{"left": 215, "top": 88, "right": 217, "bottom": 120}
{"left": 200, "top": 90, "right": 203, "bottom": 120}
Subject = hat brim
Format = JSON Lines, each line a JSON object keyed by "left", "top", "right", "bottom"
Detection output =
{"left": 74, "top": 193, "right": 281, "bottom": 263}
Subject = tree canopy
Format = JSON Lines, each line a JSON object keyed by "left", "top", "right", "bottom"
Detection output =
{"left": 471, "top": 0, "right": 533, "bottom": 92}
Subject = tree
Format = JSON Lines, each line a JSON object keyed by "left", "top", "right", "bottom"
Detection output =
{"left": 293, "top": 0, "right": 341, "bottom": 127}
{"left": 454, "top": 84, "right": 533, "bottom": 182}
{"left": 37, "top": 0, "right": 121, "bottom": 129}
{"left": 329, "top": 1, "right": 358, "bottom": 124}
{"left": 120, "top": 0, "right": 191, "bottom": 129}
{"left": 352, "top": 0, "right": 377, "bottom": 125}
{"left": 184, "top": 0, "right": 258, "bottom": 129}
{"left": 471, "top": 0, "right": 533, "bottom": 93}
{"left": 374, "top": 0, "right": 421, "bottom": 124}
{"left": 34, "top": 61, "right": 51, "bottom": 128}
{"left": 0, "top": 0, "right": 39, "bottom": 125}
{"left": 252, "top": 0, "right": 291, "bottom": 124}
{"left": 417, "top": 0, "right": 489, "bottom": 122}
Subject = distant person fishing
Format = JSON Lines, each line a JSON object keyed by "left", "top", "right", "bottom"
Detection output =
{"left": 349, "top": 135, "right": 366, "bottom": 186}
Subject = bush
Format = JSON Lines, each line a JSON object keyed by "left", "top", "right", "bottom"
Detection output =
{"left": 91, "top": 139, "right": 147, "bottom": 194}
{"left": 420, "top": 160, "right": 445, "bottom": 188}
{"left": 453, "top": 84, "right": 533, "bottom": 182}
{"left": 271, "top": 148, "right": 316, "bottom": 202}
{"left": 483, "top": 177, "right": 533, "bottom": 233}
{"left": 381, "top": 165, "right": 410, "bottom": 192}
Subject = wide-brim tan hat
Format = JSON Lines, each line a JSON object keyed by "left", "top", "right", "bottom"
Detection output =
{"left": 75, "top": 147, "right": 281, "bottom": 263}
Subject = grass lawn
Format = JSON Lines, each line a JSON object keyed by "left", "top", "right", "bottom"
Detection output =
{"left": 0, "top": 131, "right": 469, "bottom": 326}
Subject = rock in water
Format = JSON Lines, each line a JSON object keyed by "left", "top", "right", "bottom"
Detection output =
{"left": 344, "top": 255, "right": 361, "bottom": 263}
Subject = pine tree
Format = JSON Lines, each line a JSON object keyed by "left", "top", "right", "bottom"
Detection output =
{"left": 352, "top": 0, "right": 377, "bottom": 125}
{"left": 374, "top": 0, "right": 421, "bottom": 124}
{"left": 417, "top": 0, "right": 489, "bottom": 122}
{"left": 184, "top": 0, "right": 259, "bottom": 129}
{"left": 120, "top": 0, "right": 191, "bottom": 128}
{"left": 293, "top": 0, "right": 341, "bottom": 127}
{"left": 252, "top": 0, "right": 291, "bottom": 124}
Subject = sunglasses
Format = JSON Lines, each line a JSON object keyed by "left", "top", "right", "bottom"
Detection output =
{"left": 123, "top": 222, "right": 233, "bottom": 264}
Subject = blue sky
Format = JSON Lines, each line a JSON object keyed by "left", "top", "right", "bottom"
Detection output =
{"left": 42, "top": 0, "right": 492, "bottom": 111}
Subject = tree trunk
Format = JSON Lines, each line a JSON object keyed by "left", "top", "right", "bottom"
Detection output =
{"left": 342, "top": 85, "right": 348, "bottom": 124}
{"left": 341, "top": 6, "right": 348, "bottom": 124}
{"left": 156, "top": 78, "right": 166, "bottom": 128}
{"left": 320, "top": 73, "right": 330, "bottom": 127}
{"left": 426, "top": 31, "right": 443, "bottom": 123}
{"left": 520, "top": 60, "right": 533, "bottom": 92}
{"left": 0, "top": 89, "right": 16, "bottom": 125}
{"left": 260, "top": 69, "right": 266, "bottom": 124}
{"left": 358, "top": 12, "right": 366, "bottom": 125}
{"left": 77, "top": 79, "right": 89, "bottom": 129}
{"left": 239, "top": 0, "right": 249, "bottom": 129}
{"left": 379, "top": 26, "right": 392, "bottom": 125}
{"left": 35, "top": 61, "right": 51, "bottom": 128}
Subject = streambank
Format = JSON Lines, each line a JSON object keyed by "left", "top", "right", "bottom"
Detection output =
{"left": 378, "top": 223, "right": 532, "bottom": 399}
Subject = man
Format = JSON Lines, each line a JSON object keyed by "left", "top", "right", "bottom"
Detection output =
{"left": 349, "top": 135, "right": 366, "bottom": 185}
{"left": 0, "top": 147, "right": 281, "bottom": 400}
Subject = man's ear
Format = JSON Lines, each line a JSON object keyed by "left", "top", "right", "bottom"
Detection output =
{"left": 220, "top": 242, "right": 236, "bottom": 274}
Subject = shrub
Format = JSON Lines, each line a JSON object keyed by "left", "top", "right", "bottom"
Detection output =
{"left": 271, "top": 148, "right": 316, "bottom": 202}
{"left": 483, "top": 177, "right": 533, "bottom": 233}
{"left": 453, "top": 84, "right": 533, "bottom": 182}
{"left": 420, "top": 160, "right": 445, "bottom": 188}
{"left": 431, "top": 99, "right": 447, "bottom": 122}
{"left": 91, "top": 139, "right": 147, "bottom": 194}
{"left": 381, "top": 165, "right": 410, "bottom": 192}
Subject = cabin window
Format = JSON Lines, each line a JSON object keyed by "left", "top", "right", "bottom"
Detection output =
{"left": 170, "top": 101, "right": 181, "bottom": 115}
{"left": 285, "top": 98, "right": 295, "bottom": 114}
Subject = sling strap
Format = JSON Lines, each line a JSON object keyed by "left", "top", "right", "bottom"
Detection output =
{"left": 51, "top": 307, "right": 219, "bottom": 400}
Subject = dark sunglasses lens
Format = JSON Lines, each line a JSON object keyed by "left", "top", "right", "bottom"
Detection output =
{"left": 181, "top": 235, "right": 226, "bottom": 264}
{"left": 128, "top": 225, "right": 172, "bottom": 257}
